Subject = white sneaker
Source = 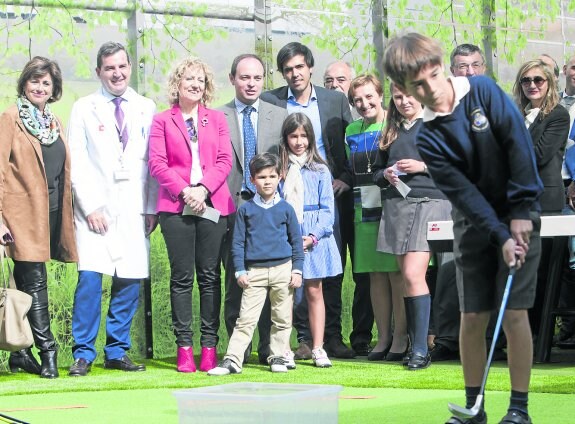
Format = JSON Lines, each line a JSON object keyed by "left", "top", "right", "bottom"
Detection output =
{"left": 207, "top": 358, "right": 242, "bottom": 376}
{"left": 269, "top": 357, "right": 288, "bottom": 373}
{"left": 312, "top": 347, "right": 332, "bottom": 368}
{"left": 284, "top": 350, "right": 296, "bottom": 370}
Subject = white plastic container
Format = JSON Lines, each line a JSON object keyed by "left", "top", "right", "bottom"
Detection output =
{"left": 173, "top": 382, "right": 342, "bottom": 424}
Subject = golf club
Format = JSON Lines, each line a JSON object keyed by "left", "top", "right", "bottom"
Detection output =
{"left": 447, "top": 265, "right": 517, "bottom": 419}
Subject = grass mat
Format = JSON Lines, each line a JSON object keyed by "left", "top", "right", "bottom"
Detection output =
{"left": 1, "top": 355, "right": 574, "bottom": 397}
{"left": 2, "top": 356, "right": 574, "bottom": 397}
{"left": 1, "top": 387, "right": 572, "bottom": 424}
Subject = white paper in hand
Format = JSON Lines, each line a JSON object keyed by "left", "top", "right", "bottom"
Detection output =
{"left": 182, "top": 205, "right": 221, "bottom": 223}
{"left": 395, "top": 179, "right": 411, "bottom": 198}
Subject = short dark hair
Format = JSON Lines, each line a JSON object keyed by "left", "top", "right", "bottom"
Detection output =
{"left": 449, "top": 43, "right": 484, "bottom": 67}
{"left": 250, "top": 152, "right": 280, "bottom": 177}
{"left": 276, "top": 42, "right": 314, "bottom": 72}
{"left": 17, "top": 56, "right": 63, "bottom": 103}
{"left": 230, "top": 54, "right": 265, "bottom": 77}
{"left": 97, "top": 42, "right": 130, "bottom": 69}
{"left": 383, "top": 33, "right": 443, "bottom": 89}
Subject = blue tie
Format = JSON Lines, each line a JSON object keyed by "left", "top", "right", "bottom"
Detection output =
{"left": 242, "top": 106, "right": 257, "bottom": 194}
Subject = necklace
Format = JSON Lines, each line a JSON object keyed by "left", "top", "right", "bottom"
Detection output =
{"left": 361, "top": 119, "right": 385, "bottom": 174}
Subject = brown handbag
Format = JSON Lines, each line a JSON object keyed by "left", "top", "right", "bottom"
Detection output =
{"left": 0, "top": 247, "right": 34, "bottom": 351}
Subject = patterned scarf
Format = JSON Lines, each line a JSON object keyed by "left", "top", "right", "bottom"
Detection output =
{"left": 17, "top": 96, "right": 60, "bottom": 145}
{"left": 283, "top": 152, "right": 308, "bottom": 223}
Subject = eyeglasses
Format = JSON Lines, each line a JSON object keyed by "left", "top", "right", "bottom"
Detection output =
{"left": 520, "top": 76, "right": 547, "bottom": 87}
{"left": 455, "top": 62, "right": 484, "bottom": 71}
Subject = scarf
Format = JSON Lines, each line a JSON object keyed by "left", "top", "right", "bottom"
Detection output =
{"left": 524, "top": 103, "right": 540, "bottom": 129}
{"left": 17, "top": 96, "right": 60, "bottom": 145}
{"left": 283, "top": 152, "right": 308, "bottom": 223}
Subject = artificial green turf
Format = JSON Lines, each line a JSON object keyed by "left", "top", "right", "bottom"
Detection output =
{"left": 1, "top": 356, "right": 574, "bottom": 397}
{"left": 2, "top": 387, "right": 573, "bottom": 423}
{"left": 1, "top": 355, "right": 574, "bottom": 423}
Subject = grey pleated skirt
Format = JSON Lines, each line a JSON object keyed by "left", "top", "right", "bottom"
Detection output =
{"left": 377, "top": 196, "right": 452, "bottom": 255}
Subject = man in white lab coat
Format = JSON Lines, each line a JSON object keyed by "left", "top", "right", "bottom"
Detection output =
{"left": 67, "top": 42, "right": 158, "bottom": 376}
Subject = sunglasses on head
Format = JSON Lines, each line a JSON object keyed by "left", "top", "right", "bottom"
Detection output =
{"left": 520, "top": 76, "right": 547, "bottom": 87}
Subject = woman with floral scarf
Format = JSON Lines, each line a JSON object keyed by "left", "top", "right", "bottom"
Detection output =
{"left": 0, "top": 57, "right": 77, "bottom": 379}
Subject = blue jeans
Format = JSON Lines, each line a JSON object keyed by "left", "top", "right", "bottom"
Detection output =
{"left": 71, "top": 271, "right": 140, "bottom": 362}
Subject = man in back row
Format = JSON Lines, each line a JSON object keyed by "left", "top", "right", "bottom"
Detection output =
{"left": 219, "top": 54, "right": 288, "bottom": 364}
{"left": 261, "top": 42, "right": 357, "bottom": 359}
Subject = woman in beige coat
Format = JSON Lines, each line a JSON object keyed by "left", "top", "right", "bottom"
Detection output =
{"left": 0, "top": 57, "right": 77, "bottom": 378}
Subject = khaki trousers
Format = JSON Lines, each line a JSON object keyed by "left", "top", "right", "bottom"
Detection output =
{"left": 225, "top": 261, "right": 293, "bottom": 368}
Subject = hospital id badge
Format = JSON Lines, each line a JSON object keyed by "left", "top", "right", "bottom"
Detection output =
{"left": 114, "top": 168, "right": 130, "bottom": 181}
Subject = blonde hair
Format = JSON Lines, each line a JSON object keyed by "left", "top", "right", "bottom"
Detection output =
{"left": 512, "top": 59, "right": 559, "bottom": 119}
{"left": 347, "top": 74, "right": 383, "bottom": 105}
{"left": 167, "top": 57, "right": 215, "bottom": 106}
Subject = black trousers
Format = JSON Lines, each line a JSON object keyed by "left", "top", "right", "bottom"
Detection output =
{"left": 159, "top": 212, "right": 227, "bottom": 348}
{"left": 431, "top": 253, "right": 459, "bottom": 350}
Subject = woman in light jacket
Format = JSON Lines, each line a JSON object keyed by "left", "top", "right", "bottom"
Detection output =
{"left": 0, "top": 57, "right": 77, "bottom": 378}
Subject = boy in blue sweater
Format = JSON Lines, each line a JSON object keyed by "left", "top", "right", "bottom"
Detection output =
{"left": 384, "top": 33, "right": 543, "bottom": 424}
{"left": 209, "top": 153, "right": 304, "bottom": 375}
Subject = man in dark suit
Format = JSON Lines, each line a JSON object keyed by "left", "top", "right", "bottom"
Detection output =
{"left": 431, "top": 43, "right": 508, "bottom": 363}
{"left": 261, "top": 42, "right": 356, "bottom": 359}
{"left": 219, "top": 54, "right": 288, "bottom": 364}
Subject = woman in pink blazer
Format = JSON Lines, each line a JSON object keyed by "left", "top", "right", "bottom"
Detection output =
{"left": 149, "top": 57, "right": 234, "bottom": 373}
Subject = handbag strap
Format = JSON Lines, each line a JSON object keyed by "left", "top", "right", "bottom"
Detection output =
{"left": 0, "top": 245, "right": 16, "bottom": 290}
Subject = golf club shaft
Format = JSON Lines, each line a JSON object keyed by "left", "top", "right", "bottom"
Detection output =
{"left": 478, "top": 266, "right": 516, "bottom": 394}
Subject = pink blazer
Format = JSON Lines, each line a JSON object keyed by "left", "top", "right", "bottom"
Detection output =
{"left": 148, "top": 103, "right": 235, "bottom": 216}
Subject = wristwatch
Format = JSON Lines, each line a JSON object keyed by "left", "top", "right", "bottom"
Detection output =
{"left": 234, "top": 270, "right": 247, "bottom": 279}
{"left": 423, "top": 164, "right": 428, "bottom": 174}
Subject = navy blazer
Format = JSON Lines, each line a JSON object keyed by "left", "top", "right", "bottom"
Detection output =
{"left": 528, "top": 104, "right": 570, "bottom": 213}
{"left": 260, "top": 85, "right": 353, "bottom": 186}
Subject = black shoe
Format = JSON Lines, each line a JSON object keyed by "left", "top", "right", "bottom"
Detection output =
{"left": 258, "top": 352, "right": 270, "bottom": 365}
{"left": 367, "top": 343, "right": 390, "bottom": 361}
{"left": 69, "top": 358, "right": 92, "bottom": 377}
{"left": 324, "top": 338, "right": 355, "bottom": 359}
{"left": 400, "top": 350, "right": 412, "bottom": 366}
{"left": 499, "top": 410, "right": 532, "bottom": 424}
{"left": 208, "top": 358, "right": 242, "bottom": 376}
{"left": 293, "top": 340, "right": 313, "bottom": 360}
{"left": 104, "top": 355, "right": 146, "bottom": 372}
{"left": 352, "top": 343, "right": 372, "bottom": 356}
{"left": 407, "top": 352, "right": 431, "bottom": 370}
{"left": 430, "top": 343, "right": 459, "bottom": 361}
{"left": 39, "top": 351, "right": 59, "bottom": 379}
{"left": 367, "top": 350, "right": 387, "bottom": 361}
{"left": 446, "top": 410, "right": 487, "bottom": 424}
{"left": 9, "top": 348, "right": 41, "bottom": 375}
{"left": 556, "top": 334, "right": 575, "bottom": 349}
{"left": 385, "top": 347, "right": 409, "bottom": 362}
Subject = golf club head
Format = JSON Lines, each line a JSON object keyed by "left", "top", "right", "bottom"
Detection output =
{"left": 448, "top": 394, "right": 484, "bottom": 419}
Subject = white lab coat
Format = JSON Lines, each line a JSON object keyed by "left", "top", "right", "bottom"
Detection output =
{"left": 68, "top": 86, "right": 158, "bottom": 278}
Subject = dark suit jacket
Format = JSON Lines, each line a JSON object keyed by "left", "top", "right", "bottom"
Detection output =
{"left": 218, "top": 99, "right": 287, "bottom": 208}
{"left": 529, "top": 104, "right": 570, "bottom": 212}
{"left": 260, "top": 85, "right": 353, "bottom": 186}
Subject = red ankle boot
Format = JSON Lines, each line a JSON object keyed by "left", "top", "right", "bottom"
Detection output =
{"left": 177, "top": 347, "right": 196, "bottom": 373}
{"left": 199, "top": 347, "right": 217, "bottom": 372}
